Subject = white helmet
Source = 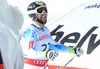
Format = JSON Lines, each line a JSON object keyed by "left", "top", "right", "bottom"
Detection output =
{"left": 27, "top": 1, "right": 47, "bottom": 21}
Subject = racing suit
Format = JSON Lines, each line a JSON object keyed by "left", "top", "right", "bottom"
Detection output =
{"left": 20, "top": 23, "right": 75, "bottom": 69}
{"left": 20, "top": 23, "right": 55, "bottom": 69}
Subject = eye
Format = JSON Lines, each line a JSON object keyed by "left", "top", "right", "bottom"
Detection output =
{"left": 37, "top": 7, "right": 47, "bottom": 13}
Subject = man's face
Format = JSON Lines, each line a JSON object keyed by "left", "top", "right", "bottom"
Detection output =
{"left": 37, "top": 7, "right": 48, "bottom": 24}
{"left": 37, "top": 12, "right": 47, "bottom": 24}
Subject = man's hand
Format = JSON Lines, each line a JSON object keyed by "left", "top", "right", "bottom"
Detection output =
{"left": 74, "top": 47, "right": 84, "bottom": 57}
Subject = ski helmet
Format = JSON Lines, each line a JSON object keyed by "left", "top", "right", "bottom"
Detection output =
{"left": 27, "top": 1, "right": 47, "bottom": 21}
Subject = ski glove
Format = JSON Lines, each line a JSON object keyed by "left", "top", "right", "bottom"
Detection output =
{"left": 45, "top": 49, "right": 59, "bottom": 61}
{"left": 74, "top": 47, "right": 84, "bottom": 57}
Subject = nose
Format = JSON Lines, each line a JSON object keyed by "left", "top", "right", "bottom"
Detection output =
{"left": 42, "top": 10, "right": 47, "bottom": 14}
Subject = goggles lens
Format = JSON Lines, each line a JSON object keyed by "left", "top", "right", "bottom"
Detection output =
{"left": 37, "top": 7, "right": 47, "bottom": 13}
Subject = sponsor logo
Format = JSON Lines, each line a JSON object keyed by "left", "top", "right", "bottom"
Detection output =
{"left": 51, "top": 25, "right": 100, "bottom": 54}
{"left": 24, "top": 57, "right": 48, "bottom": 66}
{"left": 37, "top": 34, "right": 49, "bottom": 41}
{"left": 84, "top": 3, "right": 100, "bottom": 9}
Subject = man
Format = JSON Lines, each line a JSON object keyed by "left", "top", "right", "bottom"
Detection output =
{"left": 20, "top": 1, "right": 84, "bottom": 69}
{"left": 0, "top": 0, "right": 24, "bottom": 69}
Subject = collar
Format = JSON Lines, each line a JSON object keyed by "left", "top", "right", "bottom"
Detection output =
{"left": 31, "top": 23, "right": 45, "bottom": 31}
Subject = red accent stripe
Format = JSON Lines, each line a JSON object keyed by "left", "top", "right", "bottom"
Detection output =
{"left": 48, "top": 65, "right": 88, "bottom": 69}
{"left": 29, "top": 41, "right": 34, "bottom": 50}
{"left": 24, "top": 57, "right": 49, "bottom": 67}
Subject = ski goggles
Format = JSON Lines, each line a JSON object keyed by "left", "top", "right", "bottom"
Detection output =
{"left": 28, "top": 5, "right": 47, "bottom": 14}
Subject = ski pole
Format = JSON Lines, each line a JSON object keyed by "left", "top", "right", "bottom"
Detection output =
{"left": 57, "top": 54, "right": 77, "bottom": 69}
{"left": 43, "top": 59, "right": 51, "bottom": 69}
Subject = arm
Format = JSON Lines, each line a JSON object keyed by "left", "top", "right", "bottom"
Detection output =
{"left": 48, "top": 43, "right": 84, "bottom": 57}
{"left": 23, "top": 28, "right": 37, "bottom": 50}
{"left": 48, "top": 43, "right": 74, "bottom": 53}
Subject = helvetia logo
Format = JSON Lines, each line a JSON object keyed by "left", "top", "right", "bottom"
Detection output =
{"left": 84, "top": 3, "right": 100, "bottom": 9}
{"left": 51, "top": 25, "right": 100, "bottom": 54}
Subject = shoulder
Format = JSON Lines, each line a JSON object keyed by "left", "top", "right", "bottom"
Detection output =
{"left": 44, "top": 26, "right": 48, "bottom": 29}
{"left": 44, "top": 26, "right": 50, "bottom": 30}
{"left": 23, "top": 26, "right": 37, "bottom": 39}
{"left": 44, "top": 26, "right": 51, "bottom": 33}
